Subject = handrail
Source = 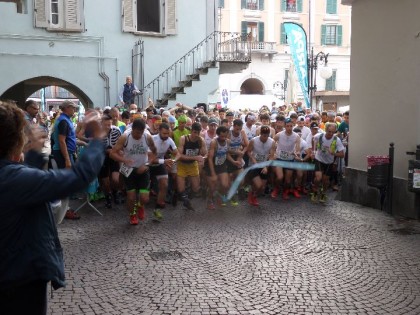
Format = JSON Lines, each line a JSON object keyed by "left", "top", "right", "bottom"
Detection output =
{"left": 140, "top": 31, "right": 251, "bottom": 108}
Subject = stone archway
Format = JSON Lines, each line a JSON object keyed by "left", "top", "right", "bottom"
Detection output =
{"left": 1, "top": 76, "right": 93, "bottom": 108}
{"left": 240, "top": 78, "right": 264, "bottom": 95}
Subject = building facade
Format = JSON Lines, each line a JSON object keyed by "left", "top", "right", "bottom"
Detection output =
{"left": 339, "top": 0, "right": 420, "bottom": 219}
{"left": 0, "top": 0, "right": 219, "bottom": 109}
{"left": 217, "top": 0, "right": 351, "bottom": 111}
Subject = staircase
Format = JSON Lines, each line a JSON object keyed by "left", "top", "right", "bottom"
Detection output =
{"left": 140, "top": 31, "right": 251, "bottom": 108}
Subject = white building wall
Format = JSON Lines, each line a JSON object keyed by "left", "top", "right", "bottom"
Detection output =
{"left": 0, "top": 0, "right": 216, "bottom": 108}
{"left": 348, "top": 0, "right": 420, "bottom": 178}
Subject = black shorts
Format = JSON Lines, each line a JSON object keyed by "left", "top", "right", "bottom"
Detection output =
{"left": 149, "top": 164, "right": 168, "bottom": 178}
{"left": 203, "top": 160, "right": 228, "bottom": 176}
{"left": 122, "top": 169, "right": 150, "bottom": 192}
{"left": 246, "top": 168, "right": 268, "bottom": 181}
{"left": 314, "top": 160, "right": 334, "bottom": 177}
{"left": 275, "top": 158, "right": 295, "bottom": 172}
{"left": 227, "top": 156, "right": 243, "bottom": 173}
{"left": 99, "top": 156, "right": 120, "bottom": 178}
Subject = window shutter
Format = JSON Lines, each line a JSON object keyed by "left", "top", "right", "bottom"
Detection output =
{"left": 337, "top": 25, "right": 342, "bottom": 46}
{"left": 241, "top": 21, "right": 248, "bottom": 39}
{"left": 241, "top": 0, "right": 246, "bottom": 9}
{"left": 280, "top": 23, "right": 287, "bottom": 44}
{"left": 332, "top": 70, "right": 336, "bottom": 90}
{"left": 219, "top": 0, "right": 224, "bottom": 8}
{"left": 281, "top": 0, "right": 286, "bottom": 12}
{"left": 321, "top": 25, "right": 326, "bottom": 45}
{"left": 65, "top": 0, "right": 84, "bottom": 32}
{"left": 258, "top": 22, "right": 264, "bottom": 42}
{"left": 165, "top": 0, "right": 177, "bottom": 35}
{"left": 122, "top": 0, "right": 136, "bottom": 32}
{"left": 327, "top": 0, "right": 337, "bottom": 14}
{"left": 259, "top": 0, "right": 264, "bottom": 10}
{"left": 297, "top": 0, "right": 302, "bottom": 12}
{"left": 34, "top": 0, "right": 49, "bottom": 28}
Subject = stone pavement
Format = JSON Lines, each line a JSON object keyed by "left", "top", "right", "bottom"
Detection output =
{"left": 49, "top": 192, "right": 420, "bottom": 315}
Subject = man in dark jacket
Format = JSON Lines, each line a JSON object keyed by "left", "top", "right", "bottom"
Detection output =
{"left": 119, "top": 75, "right": 140, "bottom": 108}
{"left": 0, "top": 101, "right": 105, "bottom": 315}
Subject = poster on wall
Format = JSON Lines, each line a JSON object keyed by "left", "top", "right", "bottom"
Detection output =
{"left": 221, "top": 88, "right": 229, "bottom": 108}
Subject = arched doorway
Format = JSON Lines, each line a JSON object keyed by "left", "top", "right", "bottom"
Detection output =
{"left": 1, "top": 76, "right": 93, "bottom": 109}
{"left": 240, "top": 78, "right": 264, "bottom": 95}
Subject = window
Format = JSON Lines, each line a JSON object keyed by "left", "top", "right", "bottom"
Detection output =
{"left": 326, "top": 0, "right": 337, "bottom": 14}
{"left": 0, "top": 0, "right": 26, "bottom": 13}
{"left": 34, "top": 0, "right": 84, "bottom": 32}
{"left": 281, "top": 0, "right": 302, "bottom": 13}
{"left": 325, "top": 69, "right": 337, "bottom": 91}
{"left": 242, "top": 21, "right": 264, "bottom": 42}
{"left": 241, "top": 0, "right": 264, "bottom": 11}
{"left": 321, "top": 25, "right": 342, "bottom": 46}
{"left": 122, "top": 0, "right": 177, "bottom": 35}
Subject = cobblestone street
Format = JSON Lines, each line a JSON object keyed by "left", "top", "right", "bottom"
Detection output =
{"left": 49, "top": 193, "right": 420, "bottom": 315}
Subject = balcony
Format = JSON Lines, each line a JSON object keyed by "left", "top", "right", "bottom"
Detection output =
{"left": 247, "top": 41, "right": 277, "bottom": 55}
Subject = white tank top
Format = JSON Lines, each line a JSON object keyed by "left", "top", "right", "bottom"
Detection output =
{"left": 203, "top": 130, "right": 216, "bottom": 151}
{"left": 276, "top": 131, "right": 299, "bottom": 161}
{"left": 123, "top": 132, "right": 149, "bottom": 168}
{"left": 229, "top": 130, "right": 243, "bottom": 153}
{"left": 214, "top": 140, "right": 229, "bottom": 166}
{"left": 250, "top": 136, "right": 274, "bottom": 165}
{"left": 243, "top": 124, "right": 257, "bottom": 140}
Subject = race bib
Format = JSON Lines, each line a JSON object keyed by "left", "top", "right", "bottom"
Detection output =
{"left": 215, "top": 154, "right": 226, "bottom": 166}
{"left": 120, "top": 163, "right": 134, "bottom": 178}
{"left": 255, "top": 153, "right": 267, "bottom": 163}
{"left": 279, "top": 150, "right": 291, "bottom": 160}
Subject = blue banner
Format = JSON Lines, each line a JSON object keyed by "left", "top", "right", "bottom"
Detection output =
{"left": 284, "top": 22, "right": 310, "bottom": 109}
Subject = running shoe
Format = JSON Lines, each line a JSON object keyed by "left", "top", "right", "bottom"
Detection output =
{"left": 137, "top": 205, "right": 145, "bottom": 220}
{"left": 129, "top": 214, "right": 139, "bottom": 225}
{"left": 310, "top": 192, "right": 318, "bottom": 202}
{"left": 292, "top": 189, "right": 301, "bottom": 198}
{"left": 105, "top": 193, "right": 112, "bottom": 209}
{"left": 271, "top": 187, "right": 279, "bottom": 199}
{"left": 183, "top": 198, "right": 194, "bottom": 210}
{"left": 207, "top": 198, "right": 216, "bottom": 210}
{"left": 153, "top": 209, "right": 163, "bottom": 221}
{"left": 319, "top": 193, "right": 328, "bottom": 203}
{"left": 282, "top": 189, "right": 290, "bottom": 200}
{"left": 230, "top": 195, "right": 239, "bottom": 206}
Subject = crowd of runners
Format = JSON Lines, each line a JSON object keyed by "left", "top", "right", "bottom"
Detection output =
{"left": 26, "top": 98, "right": 349, "bottom": 225}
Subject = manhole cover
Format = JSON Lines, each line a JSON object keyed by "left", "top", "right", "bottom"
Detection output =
{"left": 148, "top": 250, "right": 184, "bottom": 261}
{"left": 389, "top": 228, "right": 420, "bottom": 235}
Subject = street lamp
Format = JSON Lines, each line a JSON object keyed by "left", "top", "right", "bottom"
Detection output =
{"left": 308, "top": 47, "right": 332, "bottom": 111}
{"left": 273, "top": 79, "right": 287, "bottom": 101}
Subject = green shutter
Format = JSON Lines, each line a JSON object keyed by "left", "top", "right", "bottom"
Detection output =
{"left": 297, "top": 0, "right": 303, "bottom": 12}
{"left": 241, "top": 21, "right": 248, "bottom": 39}
{"left": 281, "top": 0, "right": 286, "bottom": 12}
{"left": 337, "top": 25, "right": 342, "bottom": 46}
{"left": 321, "top": 25, "right": 327, "bottom": 45}
{"left": 280, "top": 23, "right": 287, "bottom": 44}
{"left": 326, "top": 70, "right": 336, "bottom": 91}
{"left": 258, "top": 22, "right": 264, "bottom": 42}
{"left": 241, "top": 0, "right": 246, "bottom": 9}
{"left": 259, "top": 0, "right": 264, "bottom": 10}
{"left": 327, "top": 0, "right": 337, "bottom": 14}
{"left": 219, "top": 0, "right": 224, "bottom": 8}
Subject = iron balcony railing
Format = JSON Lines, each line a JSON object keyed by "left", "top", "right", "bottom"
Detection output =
{"left": 140, "top": 31, "right": 251, "bottom": 107}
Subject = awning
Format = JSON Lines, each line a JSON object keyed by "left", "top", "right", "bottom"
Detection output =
{"left": 314, "top": 91, "right": 350, "bottom": 97}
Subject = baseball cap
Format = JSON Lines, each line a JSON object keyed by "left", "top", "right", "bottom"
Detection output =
{"left": 297, "top": 116, "right": 305, "bottom": 122}
{"left": 310, "top": 122, "right": 319, "bottom": 129}
{"left": 208, "top": 117, "right": 219, "bottom": 125}
{"left": 270, "top": 114, "right": 277, "bottom": 122}
{"left": 168, "top": 115, "right": 176, "bottom": 123}
{"left": 226, "top": 111, "right": 234, "bottom": 117}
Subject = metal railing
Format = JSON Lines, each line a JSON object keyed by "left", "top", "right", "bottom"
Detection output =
{"left": 140, "top": 31, "right": 251, "bottom": 108}
{"left": 247, "top": 41, "right": 277, "bottom": 52}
